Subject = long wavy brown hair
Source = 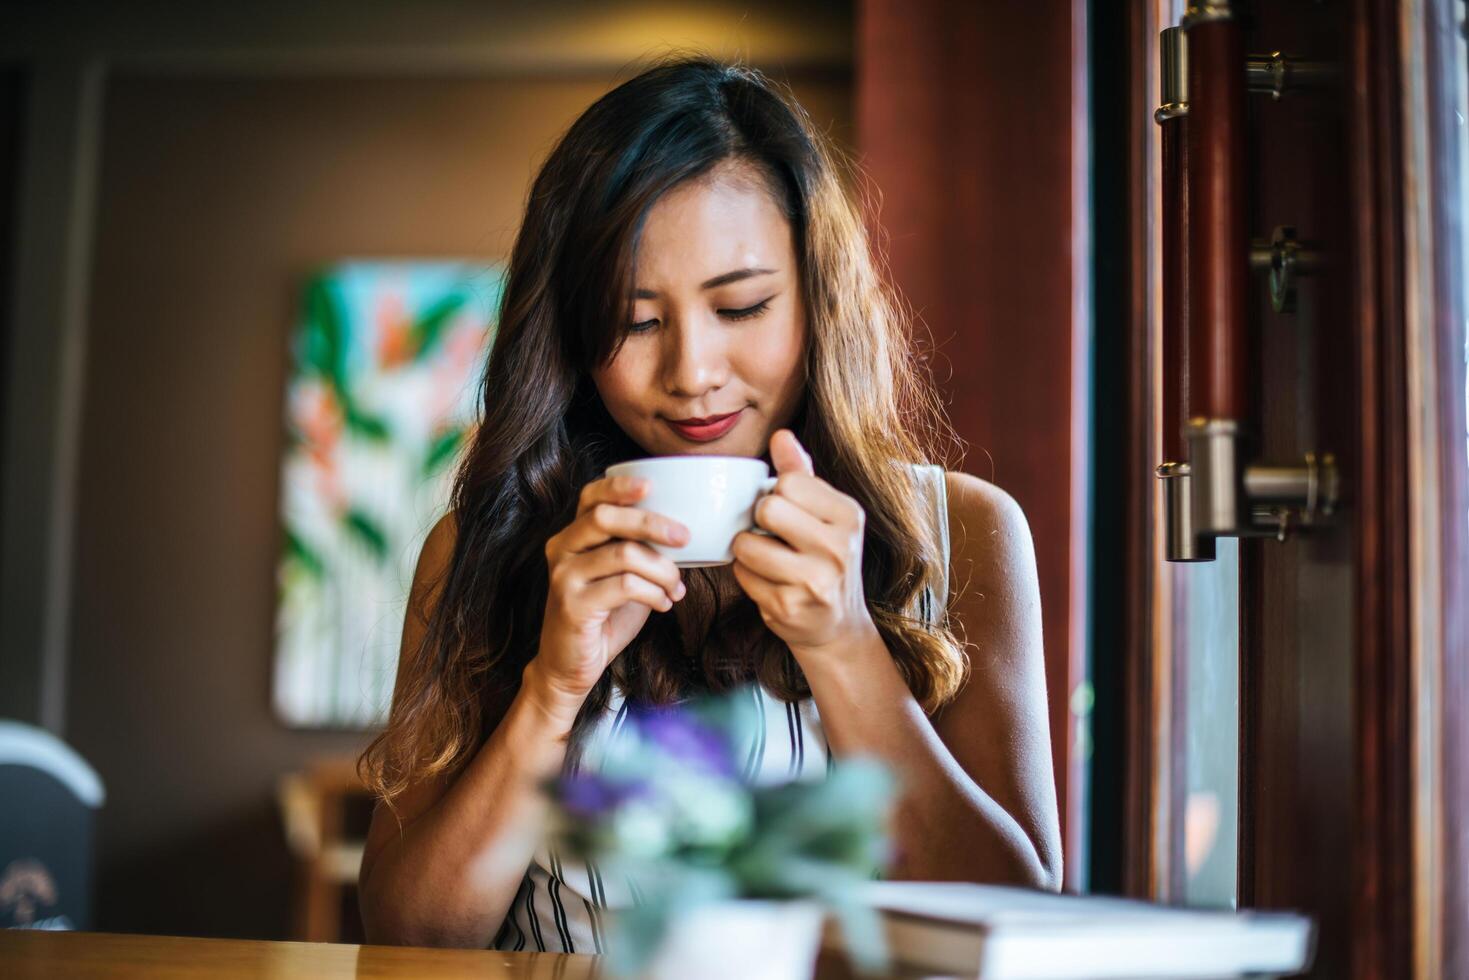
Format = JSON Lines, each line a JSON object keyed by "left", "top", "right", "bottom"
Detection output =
{"left": 362, "top": 55, "right": 966, "bottom": 809}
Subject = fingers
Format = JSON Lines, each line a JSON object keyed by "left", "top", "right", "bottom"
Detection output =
{"left": 763, "top": 429, "right": 863, "bottom": 526}
{"left": 554, "top": 482, "right": 690, "bottom": 557}
{"left": 579, "top": 571, "right": 678, "bottom": 616}
{"left": 576, "top": 474, "right": 652, "bottom": 516}
{"left": 751, "top": 492, "right": 842, "bottom": 560}
{"left": 544, "top": 475, "right": 690, "bottom": 624}
{"left": 729, "top": 551, "right": 826, "bottom": 626}
{"left": 769, "top": 429, "right": 815, "bottom": 477}
{"left": 730, "top": 557, "right": 776, "bottom": 610}
{"left": 730, "top": 528, "right": 823, "bottom": 586}
{"left": 759, "top": 471, "right": 863, "bottom": 527}
{"left": 568, "top": 539, "right": 685, "bottom": 603}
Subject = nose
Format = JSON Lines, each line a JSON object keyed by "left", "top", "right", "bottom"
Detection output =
{"left": 659, "top": 313, "right": 730, "bottom": 398}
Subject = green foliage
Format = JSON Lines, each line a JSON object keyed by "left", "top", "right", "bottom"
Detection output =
{"left": 341, "top": 508, "right": 388, "bottom": 564}
{"left": 410, "top": 290, "right": 467, "bottom": 361}
{"left": 422, "top": 428, "right": 465, "bottom": 476}
{"left": 282, "top": 528, "right": 325, "bottom": 580}
{"left": 303, "top": 278, "right": 348, "bottom": 387}
{"left": 342, "top": 404, "right": 392, "bottom": 442}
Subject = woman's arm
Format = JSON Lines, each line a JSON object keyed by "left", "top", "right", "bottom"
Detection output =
{"left": 799, "top": 472, "right": 1061, "bottom": 889}
{"left": 358, "top": 514, "right": 586, "bottom": 947}
{"left": 732, "top": 432, "right": 1060, "bottom": 889}
{"left": 359, "top": 473, "right": 689, "bottom": 947}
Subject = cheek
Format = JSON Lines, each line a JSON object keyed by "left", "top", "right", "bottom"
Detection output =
{"left": 592, "top": 350, "right": 653, "bottom": 418}
{"left": 744, "top": 312, "right": 807, "bottom": 395}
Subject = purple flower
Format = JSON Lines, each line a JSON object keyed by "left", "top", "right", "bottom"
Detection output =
{"left": 632, "top": 708, "right": 738, "bottom": 779}
{"left": 556, "top": 772, "right": 650, "bottom": 820}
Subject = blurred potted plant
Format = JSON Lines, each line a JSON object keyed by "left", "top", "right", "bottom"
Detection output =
{"left": 547, "top": 689, "right": 894, "bottom": 979}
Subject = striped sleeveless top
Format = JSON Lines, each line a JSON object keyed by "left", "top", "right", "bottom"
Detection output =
{"left": 491, "top": 463, "right": 951, "bottom": 954}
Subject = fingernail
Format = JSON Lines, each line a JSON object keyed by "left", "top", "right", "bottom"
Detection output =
{"left": 675, "top": 580, "right": 687, "bottom": 600}
{"left": 670, "top": 523, "right": 690, "bottom": 545}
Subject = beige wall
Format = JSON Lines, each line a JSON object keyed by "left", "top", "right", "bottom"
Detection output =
{"left": 70, "top": 71, "right": 850, "bottom": 939}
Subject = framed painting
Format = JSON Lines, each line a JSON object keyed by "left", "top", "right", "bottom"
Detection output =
{"left": 273, "top": 261, "right": 501, "bottom": 728}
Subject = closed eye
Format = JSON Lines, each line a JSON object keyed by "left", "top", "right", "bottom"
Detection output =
{"left": 718, "top": 297, "right": 774, "bottom": 321}
{"left": 628, "top": 296, "right": 776, "bottom": 334}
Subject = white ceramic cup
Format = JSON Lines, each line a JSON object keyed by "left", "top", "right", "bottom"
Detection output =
{"left": 604, "top": 455, "right": 777, "bottom": 567}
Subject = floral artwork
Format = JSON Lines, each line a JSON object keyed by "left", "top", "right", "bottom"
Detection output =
{"left": 273, "top": 261, "right": 500, "bottom": 728}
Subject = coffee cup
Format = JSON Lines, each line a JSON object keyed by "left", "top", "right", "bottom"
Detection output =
{"left": 604, "top": 456, "right": 777, "bottom": 567}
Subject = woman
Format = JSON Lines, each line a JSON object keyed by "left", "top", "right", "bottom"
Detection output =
{"left": 358, "top": 56, "right": 1060, "bottom": 951}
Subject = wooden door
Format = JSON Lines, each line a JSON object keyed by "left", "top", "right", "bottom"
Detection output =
{"left": 1113, "top": 1, "right": 1469, "bottom": 977}
{"left": 1235, "top": 6, "right": 1358, "bottom": 979}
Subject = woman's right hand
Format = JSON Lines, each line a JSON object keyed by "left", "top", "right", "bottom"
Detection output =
{"left": 528, "top": 474, "right": 689, "bottom": 710}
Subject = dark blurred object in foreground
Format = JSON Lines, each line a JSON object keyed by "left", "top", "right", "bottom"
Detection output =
{"left": 0, "top": 721, "right": 105, "bottom": 930}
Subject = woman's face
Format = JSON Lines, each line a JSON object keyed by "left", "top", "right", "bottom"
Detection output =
{"left": 592, "top": 163, "right": 807, "bottom": 459}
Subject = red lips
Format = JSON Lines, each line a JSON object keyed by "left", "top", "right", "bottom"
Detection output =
{"left": 665, "top": 408, "right": 744, "bottom": 442}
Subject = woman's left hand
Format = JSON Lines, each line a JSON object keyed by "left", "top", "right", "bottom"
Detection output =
{"left": 731, "top": 429, "right": 880, "bottom": 657}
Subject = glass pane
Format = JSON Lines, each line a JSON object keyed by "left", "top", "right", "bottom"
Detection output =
{"left": 1178, "top": 539, "right": 1239, "bottom": 908}
{"left": 1156, "top": 0, "right": 1238, "bottom": 911}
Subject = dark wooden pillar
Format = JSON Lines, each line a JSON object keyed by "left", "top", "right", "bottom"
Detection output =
{"left": 856, "top": 0, "right": 1090, "bottom": 887}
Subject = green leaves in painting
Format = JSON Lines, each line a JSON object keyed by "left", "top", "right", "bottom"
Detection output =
{"left": 282, "top": 528, "right": 325, "bottom": 580}
{"left": 343, "top": 404, "right": 392, "bottom": 442}
{"left": 342, "top": 508, "right": 389, "bottom": 564}
{"left": 422, "top": 428, "right": 465, "bottom": 477}
{"left": 410, "top": 291, "right": 467, "bottom": 362}
{"left": 303, "top": 278, "right": 348, "bottom": 388}
{"left": 301, "top": 274, "right": 395, "bottom": 443}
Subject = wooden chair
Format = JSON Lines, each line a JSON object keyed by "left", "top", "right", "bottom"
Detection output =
{"left": 276, "top": 757, "right": 370, "bottom": 943}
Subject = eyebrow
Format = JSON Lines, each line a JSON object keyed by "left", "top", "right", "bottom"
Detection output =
{"left": 633, "top": 267, "right": 777, "bottom": 299}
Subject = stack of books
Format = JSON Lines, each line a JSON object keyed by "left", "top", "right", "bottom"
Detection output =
{"left": 825, "top": 881, "right": 1315, "bottom": 979}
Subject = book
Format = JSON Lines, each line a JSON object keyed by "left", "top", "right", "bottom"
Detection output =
{"left": 824, "top": 881, "right": 1315, "bottom": 979}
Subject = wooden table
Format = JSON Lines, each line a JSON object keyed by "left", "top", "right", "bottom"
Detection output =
{"left": 0, "top": 930, "right": 879, "bottom": 978}
{"left": 0, "top": 931, "right": 603, "bottom": 979}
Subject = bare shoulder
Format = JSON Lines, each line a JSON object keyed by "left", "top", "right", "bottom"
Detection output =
{"left": 936, "top": 470, "right": 1043, "bottom": 677}
{"left": 408, "top": 512, "right": 459, "bottom": 622}
{"left": 944, "top": 470, "right": 1028, "bottom": 529}
{"left": 421, "top": 511, "right": 458, "bottom": 571}
{"left": 942, "top": 471, "right": 1038, "bottom": 581}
